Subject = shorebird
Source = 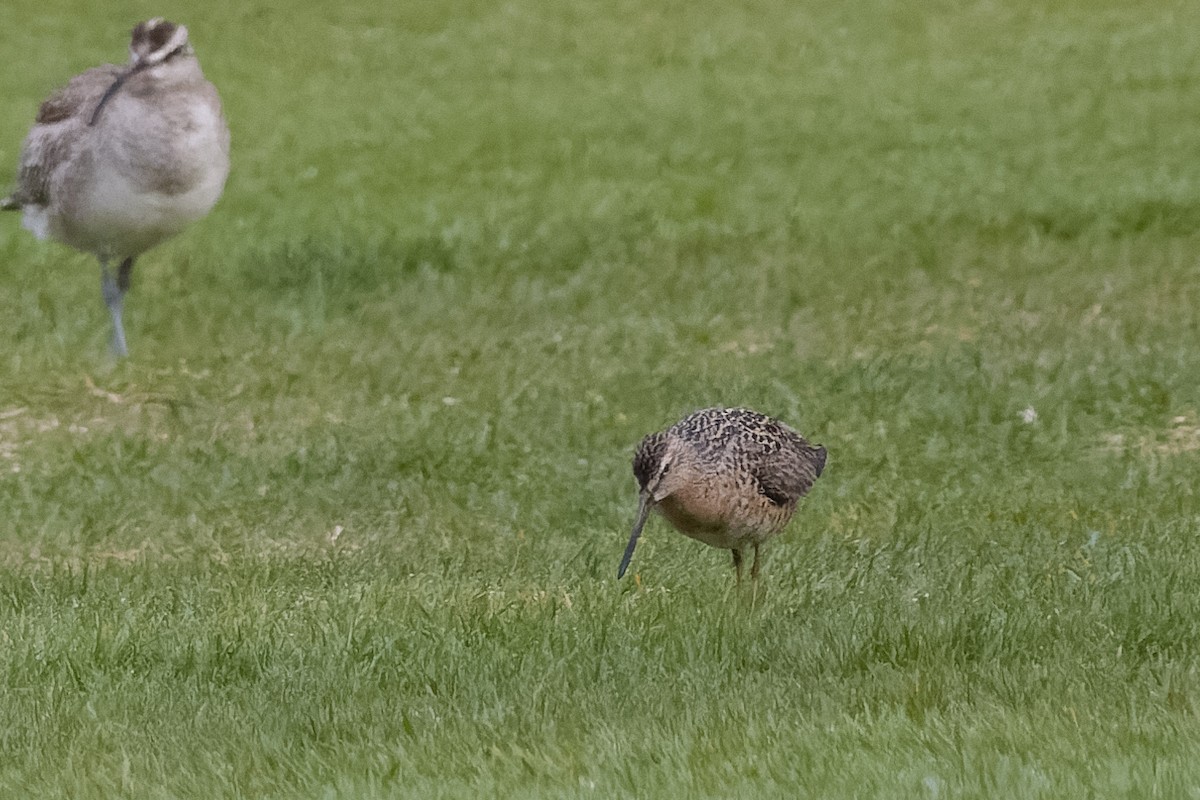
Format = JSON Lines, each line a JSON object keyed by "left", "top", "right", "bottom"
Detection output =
{"left": 618, "top": 407, "right": 827, "bottom": 582}
{"left": 2, "top": 18, "right": 230, "bottom": 356}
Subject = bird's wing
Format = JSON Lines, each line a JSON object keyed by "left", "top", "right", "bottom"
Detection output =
{"left": 34, "top": 64, "right": 123, "bottom": 124}
{"left": 9, "top": 65, "right": 122, "bottom": 207}
{"left": 744, "top": 420, "right": 827, "bottom": 506}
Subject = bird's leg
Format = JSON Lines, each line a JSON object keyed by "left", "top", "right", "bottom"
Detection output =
{"left": 732, "top": 548, "right": 743, "bottom": 585}
{"left": 751, "top": 543, "right": 763, "bottom": 581}
{"left": 99, "top": 257, "right": 133, "bottom": 357}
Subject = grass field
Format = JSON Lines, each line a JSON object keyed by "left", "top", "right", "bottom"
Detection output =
{"left": 3, "top": 0, "right": 1200, "bottom": 796}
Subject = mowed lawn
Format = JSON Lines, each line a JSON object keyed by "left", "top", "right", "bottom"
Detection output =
{"left": 3, "top": 0, "right": 1200, "bottom": 796}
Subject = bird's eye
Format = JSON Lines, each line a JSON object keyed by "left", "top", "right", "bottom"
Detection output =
{"left": 660, "top": 462, "right": 671, "bottom": 475}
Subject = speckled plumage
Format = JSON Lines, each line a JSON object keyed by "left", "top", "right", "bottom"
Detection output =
{"left": 619, "top": 407, "right": 827, "bottom": 581}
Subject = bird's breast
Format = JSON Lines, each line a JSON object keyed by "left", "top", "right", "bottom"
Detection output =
{"left": 656, "top": 485, "right": 741, "bottom": 549}
{"left": 656, "top": 474, "right": 794, "bottom": 549}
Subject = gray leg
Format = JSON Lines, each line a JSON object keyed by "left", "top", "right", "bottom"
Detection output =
{"left": 732, "top": 548, "right": 743, "bottom": 585}
{"left": 751, "top": 543, "right": 763, "bottom": 581}
{"left": 100, "top": 257, "right": 133, "bottom": 357}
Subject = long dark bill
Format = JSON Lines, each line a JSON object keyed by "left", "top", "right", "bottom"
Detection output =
{"left": 89, "top": 63, "right": 147, "bottom": 126}
{"left": 617, "top": 492, "right": 653, "bottom": 579}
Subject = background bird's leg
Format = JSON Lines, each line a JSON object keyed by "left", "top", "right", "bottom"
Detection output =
{"left": 99, "top": 256, "right": 132, "bottom": 357}
{"left": 117, "top": 256, "right": 134, "bottom": 294}
{"left": 732, "top": 548, "right": 743, "bottom": 585}
{"left": 750, "top": 543, "right": 763, "bottom": 581}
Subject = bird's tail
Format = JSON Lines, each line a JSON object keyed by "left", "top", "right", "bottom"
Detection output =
{"left": 811, "top": 445, "right": 828, "bottom": 477}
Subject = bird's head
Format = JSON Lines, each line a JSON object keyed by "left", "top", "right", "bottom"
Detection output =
{"left": 637, "top": 430, "right": 699, "bottom": 503}
{"left": 618, "top": 430, "right": 690, "bottom": 579}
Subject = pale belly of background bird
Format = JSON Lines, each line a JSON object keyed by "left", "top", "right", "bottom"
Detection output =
{"left": 53, "top": 145, "right": 227, "bottom": 259}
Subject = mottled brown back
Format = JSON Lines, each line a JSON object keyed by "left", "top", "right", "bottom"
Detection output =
{"left": 671, "top": 407, "right": 826, "bottom": 507}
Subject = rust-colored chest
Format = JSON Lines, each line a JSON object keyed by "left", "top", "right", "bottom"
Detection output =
{"left": 655, "top": 466, "right": 795, "bottom": 549}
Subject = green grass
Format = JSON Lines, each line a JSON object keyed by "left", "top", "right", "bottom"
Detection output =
{"left": 4, "top": 0, "right": 1200, "bottom": 796}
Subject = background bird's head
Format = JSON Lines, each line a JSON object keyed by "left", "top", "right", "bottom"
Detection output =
{"left": 129, "top": 18, "right": 192, "bottom": 67}
{"left": 88, "top": 19, "right": 199, "bottom": 127}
